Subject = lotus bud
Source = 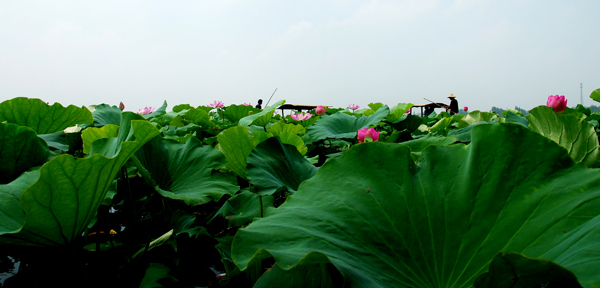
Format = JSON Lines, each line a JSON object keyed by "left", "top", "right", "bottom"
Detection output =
{"left": 119, "top": 102, "right": 125, "bottom": 111}
{"left": 316, "top": 105, "right": 326, "bottom": 116}
{"left": 464, "top": 106, "right": 468, "bottom": 112}
{"left": 547, "top": 95, "right": 567, "bottom": 113}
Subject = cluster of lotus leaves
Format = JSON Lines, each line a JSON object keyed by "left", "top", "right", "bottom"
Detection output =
{"left": 232, "top": 123, "right": 600, "bottom": 287}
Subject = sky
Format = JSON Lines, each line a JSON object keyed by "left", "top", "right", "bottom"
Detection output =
{"left": 1, "top": 0, "right": 599, "bottom": 113}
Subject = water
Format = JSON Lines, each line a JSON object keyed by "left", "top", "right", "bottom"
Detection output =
{"left": 0, "top": 256, "right": 19, "bottom": 285}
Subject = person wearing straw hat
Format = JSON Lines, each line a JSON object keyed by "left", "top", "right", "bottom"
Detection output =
{"left": 446, "top": 93, "right": 459, "bottom": 115}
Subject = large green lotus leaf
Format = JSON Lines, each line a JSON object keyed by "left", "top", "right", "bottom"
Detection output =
{"left": 233, "top": 123, "right": 600, "bottom": 287}
{"left": 267, "top": 122, "right": 306, "bottom": 136}
{"left": 91, "top": 104, "right": 122, "bottom": 126}
{"left": 135, "top": 137, "right": 239, "bottom": 206}
{"left": 527, "top": 106, "right": 599, "bottom": 167}
{"left": 0, "top": 123, "right": 51, "bottom": 184}
{"left": 81, "top": 124, "right": 119, "bottom": 154}
{"left": 458, "top": 111, "right": 499, "bottom": 128}
{"left": 0, "top": 170, "right": 40, "bottom": 235}
{"left": 224, "top": 104, "right": 260, "bottom": 123}
{"left": 590, "top": 88, "right": 600, "bottom": 103}
{"left": 307, "top": 105, "right": 389, "bottom": 141}
{"left": 246, "top": 137, "right": 318, "bottom": 195}
{"left": 212, "top": 190, "right": 275, "bottom": 227}
{"left": 0, "top": 97, "right": 93, "bottom": 134}
{"left": 217, "top": 126, "right": 272, "bottom": 178}
{"left": 239, "top": 100, "right": 285, "bottom": 127}
{"left": 3, "top": 119, "right": 160, "bottom": 246}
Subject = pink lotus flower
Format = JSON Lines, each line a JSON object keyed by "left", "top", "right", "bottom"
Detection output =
{"left": 349, "top": 104, "right": 360, "bottom": 111}
{"left": 315, "top": 105, "right": 326, "bottom": 116}
{"left": 119, "top": 102, "right": 125, "bottom": 111}
{"left": 547, "top": 95, "right": 567, "bottom": 113}
{"left": 357, "top": 127, "right": 380, "bottom": 143}
{"left": 290, "top": 112, "right": 313, "bottom": 121}
{"left": 208, "top": 101, "right": 225, "bottom": 108}
{"left": 243, "top": 103, "right": 251, "bottom": 106}
{"left": 137, "top": 107, "right": 155, "bottom": 115}
{"left": 464, "top": 106, "right": 468, "bottom": 112}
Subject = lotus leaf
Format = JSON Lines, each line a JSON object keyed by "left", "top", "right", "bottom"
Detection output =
{"left": 458, "top": 111, "right": 499, "bottom": 128}
{"left": 217, "top": 126, "right": 272, "bottom": 178}
{"left": 81, "top": 124, "right": 119, "bottom": 154}
{"left": 474, "top": 252, "right": 580, "bottom": 287}
{"left": 386, "top": 103, "right": 414, "bottom": 123}
{"left": 0, "top": 123, "right": 51, "bottom": 184}
{"left": 590, "top": 88, "right": 600, "bottom": 103}
{"left": 267, "top": 122, "right": 306, "bottom": 136}
{"left": 246, "top": 137, "right": 318, "bottom": 195}
{"left": 0, "top": 97, "right": 93, "bottom": 134}
{"left": 277, "top": 132, "right": 307, "bottom": 155}
{"left": 0, "top": 170, "right": 40, "bottom": 235}
{"left": 232, "top": 123, "right": 600, "bottom": 287}
{"left": 504, "top": 110, "right": 529, "bottom": 127}
{"left": 1, "top": 118, "right": 159, "bottom": 246}
{"left": 527, "top": 106, "right": 599, "bottom": 167}
{"left": 212, "top": 191, "right": 275, "bottom": 227}
{"left": 135, "top": 137, "right": 239, "bottom": 206}
{"left": 224, "top": 104, "right": 260, "bottom": 123}
{"left": 38, "top": 130, "right": 69, "bottom": 151}
{"left": 91, "top": 104, "right": 122, "bottom": 126}
{"left": 307, "top": 105, "right": 388, "bottom": 141}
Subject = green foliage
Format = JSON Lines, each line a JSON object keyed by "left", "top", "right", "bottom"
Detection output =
{"left": 92, "top": 103, "right": 122, "bottom": 126}
{"left": 527, "top": 106, "right": 600, "bottom": 167}
{"left": 306, "top": 105, "right": 388, "bottom": 141}
{"left": 590, "top": 88, "right": 600, "bottom": 103}
{"left": 212, "top": 191, "right": 275, "bottom": 227}
{"left": 0, "top": 97, "right": 93, "bottom": 134}
{"left": 239, "top": 100, "right": 285, "bottom": 127}
{"left": 246, "top": 137, "right": 318, "bottom": 195}
{"left": 0, "top": 123, "right": 51, "bottom": 184}
{"left": 217, "top": 126, "right": 272, "bottom": 178}
{"left": 3, "top": 96, "right": 600, "bottom": 286}
{"left": 2, "top": 118, "right": 159, "bottom": 246}
{"left": 232, "top": 123, "right": 600, "bottom": 287}
{"left": 135, "top": 137, "right": 239, "bottom": 206}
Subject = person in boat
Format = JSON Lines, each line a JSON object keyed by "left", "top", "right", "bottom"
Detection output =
{"left": 445, "top": 94, "right": 459, "bottom": 115}
{"left": 255, "top": 99, "right": 263, "bottom": 109}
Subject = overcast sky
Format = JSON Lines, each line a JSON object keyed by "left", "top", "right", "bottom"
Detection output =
{"left": 1, "top": 0, "right": 599, "bottom": 112}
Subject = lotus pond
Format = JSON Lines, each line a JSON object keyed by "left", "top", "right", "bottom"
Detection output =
{"left": 1, "top": 91, "right": 600, "bottom": 287}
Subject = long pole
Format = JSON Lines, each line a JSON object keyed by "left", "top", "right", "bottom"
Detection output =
{"left": 265, "top": 88, "right": 278, "bottom": 107}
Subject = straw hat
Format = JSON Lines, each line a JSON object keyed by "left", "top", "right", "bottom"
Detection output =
{"left": 448, "top": 93, "right": 456, "bottom": 98}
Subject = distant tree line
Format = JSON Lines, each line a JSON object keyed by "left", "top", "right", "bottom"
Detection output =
{"left": 490, "top": 106, "right": 529, "bottom": 116}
